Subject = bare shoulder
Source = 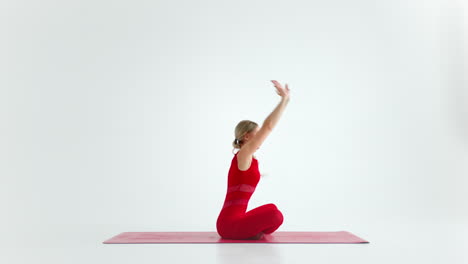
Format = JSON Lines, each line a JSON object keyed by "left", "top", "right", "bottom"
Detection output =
{"left": 236, "top": 150, "right": 254, "bottom": 171}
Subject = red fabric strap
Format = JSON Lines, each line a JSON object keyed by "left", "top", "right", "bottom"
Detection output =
{"left": 222, "top": 198, "right": 249, "bottom": 209}
{"left": 227, "top": 184, "right": 256, "bottom": 193}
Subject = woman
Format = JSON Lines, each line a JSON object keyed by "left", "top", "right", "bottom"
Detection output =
{"left": 216, "top": 80, "right": 291, "bottom": 240}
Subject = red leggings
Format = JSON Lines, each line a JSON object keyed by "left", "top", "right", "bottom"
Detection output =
{"left": 217, "top": 203, "right": 284, "bottom": 240}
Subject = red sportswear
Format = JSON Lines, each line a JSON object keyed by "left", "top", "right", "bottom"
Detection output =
{"left": 216, "top": 152, "right": 284, "bottom": 239}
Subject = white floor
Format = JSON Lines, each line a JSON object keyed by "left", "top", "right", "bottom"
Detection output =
{"left": 2, "top": 218, "right": 466, "bottom": 264}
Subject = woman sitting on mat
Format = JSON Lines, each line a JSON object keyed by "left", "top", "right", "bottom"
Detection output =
{"left": 216, "top": 80, "right": 291, "bottom": 240}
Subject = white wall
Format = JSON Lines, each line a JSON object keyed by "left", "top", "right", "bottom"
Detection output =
{"left": 0, "top": 0, "right": 466, "bottom": 243}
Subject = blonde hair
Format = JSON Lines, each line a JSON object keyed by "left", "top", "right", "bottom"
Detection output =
{"left": 232, "top": 120, "right": 259, "bottom": 154}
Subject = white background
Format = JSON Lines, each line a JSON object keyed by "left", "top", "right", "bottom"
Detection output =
{"left": 1, "top": 0, "right": 466, "bottom": 263}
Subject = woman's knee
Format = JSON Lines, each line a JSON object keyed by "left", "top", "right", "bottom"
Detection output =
{"left": 266, "top": 203, "right": 278, "bottom": 211}
{"left": 273, "top": 209, "right": 284, "bottom": 225}
{"left": 265, "top": 204, "right": 283, "bottom": 223}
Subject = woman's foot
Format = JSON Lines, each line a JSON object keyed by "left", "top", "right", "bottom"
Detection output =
{"left": 246, "top": 232, "right": 264, "bottom": 240}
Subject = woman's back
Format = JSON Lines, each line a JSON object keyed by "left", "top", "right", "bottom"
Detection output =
{"left": 219, "top": 153, "right": 261, "bottom": 215}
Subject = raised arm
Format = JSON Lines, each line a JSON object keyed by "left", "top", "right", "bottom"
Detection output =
{"left": 241, "top": 81, "right": 290, "bottom": 155}
{"left": 264, "top": 80, "right": 290, "bottom": 130}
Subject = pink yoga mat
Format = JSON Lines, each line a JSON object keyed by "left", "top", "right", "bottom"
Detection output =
{"left": 103, "top": 231, "right": 369, "bottom": 244}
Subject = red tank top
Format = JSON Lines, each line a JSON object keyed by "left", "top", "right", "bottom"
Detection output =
{"left": 219, "top": 153, "right": 261, "bottom": 214}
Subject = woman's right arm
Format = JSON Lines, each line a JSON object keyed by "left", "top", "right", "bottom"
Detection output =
{"left": 263, "top": 96, "right": 290, "bottom": 130}
{"left": 263, "top": 80, "right": 290, "bottom": 130}
{"left": 240, "top": 81, "right": 291, "bottom": 156}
